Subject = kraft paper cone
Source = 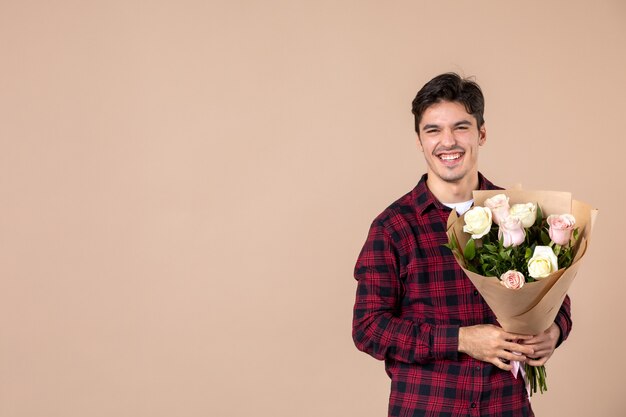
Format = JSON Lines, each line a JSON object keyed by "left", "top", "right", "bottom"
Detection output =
{"left": 446, "top": 189, "right": 598, "bottom": 335}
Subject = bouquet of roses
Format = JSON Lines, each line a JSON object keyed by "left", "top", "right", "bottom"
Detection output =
{"left": 445, "top": 189, "right": 597, "bottom": 396}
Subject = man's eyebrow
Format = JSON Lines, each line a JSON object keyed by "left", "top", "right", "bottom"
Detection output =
{"left": 422, "top": 120, "right": 473, "bottom": 131}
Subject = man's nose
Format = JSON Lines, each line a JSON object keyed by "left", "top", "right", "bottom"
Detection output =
{"left": 440, "top": 128, "right": 456, "bottom": 147}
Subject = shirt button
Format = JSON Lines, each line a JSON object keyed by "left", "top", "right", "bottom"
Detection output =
{"left": 471, "top": 403, "right": 477, "bottom": 408}
{"left": 473, "top": 290, "right": 479, "bottom": 296}
{"left": 475, "top": 366, "right": 481, "bottom": 371}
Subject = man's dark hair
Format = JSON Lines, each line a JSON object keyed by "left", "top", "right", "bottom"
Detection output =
{"left": 411, "top": 73, "right": 485, "bottom": 135}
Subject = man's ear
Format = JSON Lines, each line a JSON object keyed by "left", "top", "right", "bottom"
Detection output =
{"left": 478, "top": 124, "right": 487, "bottom": 146}
{"left": 416, "top": 134, "right": 424, "bottom": 152}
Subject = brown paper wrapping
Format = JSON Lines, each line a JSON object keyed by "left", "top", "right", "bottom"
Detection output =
{"left": 446, "top": 189, "right": 598, "bottom": 335}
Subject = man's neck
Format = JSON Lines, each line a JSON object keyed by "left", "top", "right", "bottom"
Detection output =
{"left": 426, "top": 172, "right": 480, "bottom": 204}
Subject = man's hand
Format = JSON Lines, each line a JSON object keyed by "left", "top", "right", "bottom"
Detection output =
{"left": 458, "top": 324, "right": 534, "bottom": 371}
{"left": 519, "top": 323, "right": 561, "bottom": 367}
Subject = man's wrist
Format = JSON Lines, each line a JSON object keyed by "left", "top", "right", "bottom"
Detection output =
{"left": 550, "top": 322, "right": 562, "bottom": 346}
{"left": 457, "top": 326, "right": 467, "bottom": 353}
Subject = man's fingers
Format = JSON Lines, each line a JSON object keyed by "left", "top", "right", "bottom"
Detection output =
{"left": 522, "top": 341, "right": 552, "bottom": 356}
{"left": 493, "top": 358, "right": 513, "bottom": 371}
{"left": 500, "top": 351, "right": 529, "bottom": 363}
{"left": 528, "top": 347, "right": 549, "bottom": 357}
{"left": 519, "top": 335, "right": 546, "bottom": 345}
{"left": 526, "top": 346, "right": 555, "bottom": 365}
{"left": 503, "top": 332, "right": 534, "bottom": 341}
{"left": 519, "top": 336, "right": 540, "bottom": 344}
{"left": 525, "top": 357, "right": 547, "bottom": 367}
{"left": 503, "top": 341, "right": 534, "bottom": 356}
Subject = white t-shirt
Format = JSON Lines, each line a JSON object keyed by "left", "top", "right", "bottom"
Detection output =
{"left": 442, "top": 199, "right": 474, "bottom": 215}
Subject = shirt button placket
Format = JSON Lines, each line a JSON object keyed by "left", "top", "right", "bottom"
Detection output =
{"left": 470, "top": 364, "right": 482, "bottom": 415}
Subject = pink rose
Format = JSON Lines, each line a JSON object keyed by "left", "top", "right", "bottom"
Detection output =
{"left": 547, "top": 214, "right": 576, "bottom": 246}
{"left": 498, "top": 216, "right": 525, "bottom": 247}
{"left": 500, "top": 270, "right": 525, "bottom": 289}
{"left": 484, "top": 194, "right": 510, "bottom": 225}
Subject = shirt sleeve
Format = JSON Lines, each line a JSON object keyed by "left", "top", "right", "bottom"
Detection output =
{"left": 554, "top": 294, "right": 572, "bottom": 347}
{"left": 352, "top": 219, "right": 459, "bottom": 364}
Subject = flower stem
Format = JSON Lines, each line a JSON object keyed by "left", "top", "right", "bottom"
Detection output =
{"left": 525, "top": 364, "right": 548, "bottom": 396}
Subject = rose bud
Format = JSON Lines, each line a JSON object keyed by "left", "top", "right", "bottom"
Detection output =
{"left": 528, "top": 246, "right": 559, "bottom": 279}
{"left": 498, "top": 216, "right": 526, "bottom": 247}
{"left": 462, "top": 206, "right": 493, "bottom": 239}
{"left": 547, "top": 214, "right": 576, "bottom": 246}
{"left": 500, "top": 270, "right": 525, "bottom": 289}
{"left": 484, "top": 194, "right": 510, "bottom": 225}
{"left": 509, "top": 202, "right": 537, "bottom": 228}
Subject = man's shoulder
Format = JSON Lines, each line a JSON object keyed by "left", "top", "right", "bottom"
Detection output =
{"left": 370, "top": 187, "right": 419, "bottom": 229}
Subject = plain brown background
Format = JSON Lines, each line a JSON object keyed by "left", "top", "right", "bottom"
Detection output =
{"left": 1, "top": 1, "right": 624, "bottom": 416}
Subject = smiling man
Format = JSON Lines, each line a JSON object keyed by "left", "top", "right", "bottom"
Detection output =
{"left": 352, "top": 73, "right": 571, "bottom": 417}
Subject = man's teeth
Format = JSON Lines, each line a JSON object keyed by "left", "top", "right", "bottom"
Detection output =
{"left": 439, "top": 153, "right": 462, "bottom": 160}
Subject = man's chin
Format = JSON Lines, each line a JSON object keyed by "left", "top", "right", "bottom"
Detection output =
{"left": 434, "top": 169, "right": 467, "bottom": 184}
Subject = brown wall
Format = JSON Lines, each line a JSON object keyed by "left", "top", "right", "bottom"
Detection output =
{"left": 1, "top": 1, "right": 624, "bottom": 416}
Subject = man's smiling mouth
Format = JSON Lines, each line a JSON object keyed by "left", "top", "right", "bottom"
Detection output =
{"left": 437, "top": 152, "right": 464, "bottom": 161}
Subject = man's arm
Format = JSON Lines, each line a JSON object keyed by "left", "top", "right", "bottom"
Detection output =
{"left": 352, "top": 219, "right": 460, "bottom": 364}
{"left": 553, "top": 295, "right": 573, "bottom": 346}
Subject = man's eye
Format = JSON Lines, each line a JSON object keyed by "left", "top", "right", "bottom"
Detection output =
{"left": 425, "top": 129, "right": 438, "bottom": 134}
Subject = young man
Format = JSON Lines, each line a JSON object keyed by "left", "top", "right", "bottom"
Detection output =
{"left": 352, "top": 73, "right": 571, "bottom": 417}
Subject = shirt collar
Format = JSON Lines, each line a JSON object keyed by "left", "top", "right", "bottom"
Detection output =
{"left": 413, "top": 172, "right": 494, "bottom": 215}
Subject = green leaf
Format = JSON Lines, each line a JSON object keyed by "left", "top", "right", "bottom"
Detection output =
{"left": 481, "top": 254, "right": 498, "bottom": 263}
{"left": 484, "top": 243, "right": 498, "bottom": 253}
{"left": 447, "top": 232, "right": 460, "bottom": 251}
{"left": 573, "top": 228, "right": 579, "bottom": 241}
{"left": 525, "top": 247, "right": 532, "bottom": 260}
{"left": 464, "top": 238, "right": 476, "bottom": 260}
{"left": 540, "top": 230, "right": 551, "bottom": 245}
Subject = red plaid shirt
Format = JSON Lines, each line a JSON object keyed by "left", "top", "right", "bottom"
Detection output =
{"left": 353, "top": 173, "right": 572, "bottom": 417}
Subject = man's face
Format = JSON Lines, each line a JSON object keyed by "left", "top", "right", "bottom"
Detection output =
{"left": 417, "top": 100, "right": 486, "bottom": 184}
